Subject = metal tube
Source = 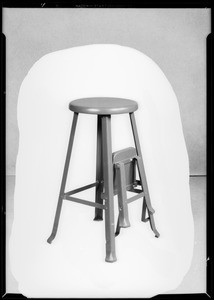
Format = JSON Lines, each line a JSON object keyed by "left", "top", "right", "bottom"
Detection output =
{"left": 94, "top": 115, "right": 104, "bottom": 220}
{"left": 64, "top": 181, "right": 98, "bottom": 196}
{"left": 47, "top": 112, "right": 78, "bottom": 244}
{"left": 102, "top": 115, "right": 117, "bottom": 262}
{"left": 64, "top": 195, "right": 105, "bottom": 210}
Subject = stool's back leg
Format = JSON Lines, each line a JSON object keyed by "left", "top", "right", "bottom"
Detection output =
{"left": 47, "top": 112, "right": 78, "bottom": 244}
{"left": 148, "top": 213, "right": 160, "bottom": 238}
{"left": 115, "top": 217, "right": 121, "bottom": 236}
{"left": 117, "top": 162, "right": 131, "bottom": 228}
{"left": 102, "top": 115, "right": 117, "bottom": 262}
{"left": 141, "top": 196, "right": 149, "bottom": 222}
{"left": 94, "top": 115, "right": 104, "bottom": 221}
{"left": 129, "top": 113, "right": 150, "bottom": 206}
{"left": 129, "top": 112, "right": 142, "bottom": 158}
{"left": 129, "top": 113, "right": 160, "bottom": 238}
{"left": 136, "top": 156, "right": 159, "bottom": 237}
{"left": 135, "top": 156, "right": 155, "bottom": 214}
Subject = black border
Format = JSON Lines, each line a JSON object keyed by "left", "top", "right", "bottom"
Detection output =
{"left": 206, "top": 31, "right": 213, "bottom": 300}
{"left": 1, "top": 1, "right": 213, "bottom": 299}
{"left": 0, "top": 0, "right": 213, "bottom": 7}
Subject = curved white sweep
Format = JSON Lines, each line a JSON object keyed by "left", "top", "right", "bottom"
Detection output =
{"left": 9, "top": 44, "right": 194, "bottom": 297}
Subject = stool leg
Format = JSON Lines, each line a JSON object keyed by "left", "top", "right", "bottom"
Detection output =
{"left": 47, "top": 112, "right": 78, "bottom": 244}
{"left": 129, "top": 112, "right": 160, "bottom": 238}
{"left": 141, "top": 197, "right": 149, "bottom": 222}
{"left": 135, "top": 156, "right": 155, "bottom": 214}
{"left": 115, "top": 217, "right": 121, "bottom": 237}
{"left": 115, "top": 162, "right": 131, "bottom": 237}
{"left": 94, "top": 115, "right": 103, "bottom": 221}
{"left": 102, "top": 115, "right": 117, "bottom": 262}
{"left": 135, "top": 151, "right": 160, "bottom": 238}
{"left": 117, "top": 162, "right": 131, "bottom": 228}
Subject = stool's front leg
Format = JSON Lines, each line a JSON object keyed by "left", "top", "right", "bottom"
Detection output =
{"left": 94, "top": 115, "right": 104, "bottom": 221}
{"left": 102, "top": 115, "right": 117, "bottom": 262}
{"left": 47, "top": 112, "right": 78, "bottom": 244}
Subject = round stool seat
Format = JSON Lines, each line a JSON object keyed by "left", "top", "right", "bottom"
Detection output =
{"left": 69, "top": 97, "right": 138, "bottom": 115}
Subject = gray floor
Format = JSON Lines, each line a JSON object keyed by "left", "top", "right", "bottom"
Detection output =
{"left": 6, "top": 176, "right": 206, "bottom": 294}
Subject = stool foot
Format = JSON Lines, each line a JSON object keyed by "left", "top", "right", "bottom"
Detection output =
{"left": 47, "top": 233, "right": 56, "bottom": 244}
{"left": 142, "top": 217, "right": 160, "bottom": 237}
{"left": 141, "top": 217, "right": 150, "bottom": 223}
{"left": 119, "top": 219, "right": 131, "bottom": 228}
{"left": 115, "top": 231, "right": 120, "bottom": 237}
{"left": 93, "top": 215, "right": 103, "bottom": 221}
{"left": 115, "top": 217, "right": 121, "bottom": 236}
{"left": 141, "top": 198, "right": 160, "bottom": 237}
{"left": 115, "top": 215, "right": 131, "bottom": 237}
{"left": 149, "top": 213, "right": 160, "bottom": 238}
{"left": 105, "top": 252, "right": 117, "bottom": 263}
{"left": 142, "top": 217, "right": 160, "bottom": 238}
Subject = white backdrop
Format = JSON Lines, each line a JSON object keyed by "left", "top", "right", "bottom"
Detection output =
{"left": 9, "top": 44, "right": 194, "bottom": 297}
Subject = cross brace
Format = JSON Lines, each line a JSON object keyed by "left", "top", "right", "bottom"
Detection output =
{"left": 63, "top": 181, "right": 105, "bottom": 210}
{"left": 64, "top": 195, "right": 105, "bottom": 210}
{"left": 63, "top": 181, "right": 145, "bottom": 210}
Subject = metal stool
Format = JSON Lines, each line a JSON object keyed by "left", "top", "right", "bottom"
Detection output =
{"left": 47, "top": 97, "right": 159, "bottom": 262}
